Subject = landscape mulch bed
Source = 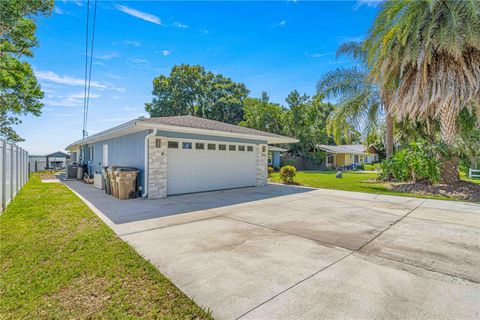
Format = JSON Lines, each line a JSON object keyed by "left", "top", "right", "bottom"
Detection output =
{"left": 39, "top": 173, "right": 56, "bottom": 180}
{"left": 388, "top": 181, "right": 480, "bottom": 202}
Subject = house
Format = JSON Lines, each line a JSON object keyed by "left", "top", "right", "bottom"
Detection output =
{"left": 66, "top": 116, "right": 297, "bottom": 198}
{"left": 268, "top": 146, "right": 287, "bottom": 169}
{"left": 317, "top": 144, "right": 379, "bottom": 169}
{"left": 46, "top": 151, "right": 70, "bottom": 170}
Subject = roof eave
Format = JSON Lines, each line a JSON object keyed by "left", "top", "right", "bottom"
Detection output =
{"left": 65, "top": 119, "right": 139, "bottom": 151}
{"left": 136, "top": 121, "right": 298, "bottom": 144}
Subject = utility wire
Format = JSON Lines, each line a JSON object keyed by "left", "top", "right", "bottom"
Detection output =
{"left": 82, "top": 0, "right": 90, "bottom": 139}
{"left": 84, "top": 0, "right": 98, "bottom": 136}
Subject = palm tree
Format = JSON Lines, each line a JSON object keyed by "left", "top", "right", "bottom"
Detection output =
{"left": 364, "top": 0, "right": 480, "bottom": 184}
{"left": 317, "top": 41, "right": 395, "bottom": 157}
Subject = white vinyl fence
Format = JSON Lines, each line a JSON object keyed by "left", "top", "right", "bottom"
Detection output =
{"left": 0, "top": 139, "right": 29, "bottom": 213}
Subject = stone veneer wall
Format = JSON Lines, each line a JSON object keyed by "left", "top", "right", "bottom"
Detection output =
{"left": 148, "top": 137, "right": 167, "bottom": 199}
{"left": 255, "top": 144, "right": 268, "bottom": 187}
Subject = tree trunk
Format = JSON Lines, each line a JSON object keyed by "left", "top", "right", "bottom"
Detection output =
{"left": 385, "top": 112, "right": 394, "bottom": 158}
{"left": 439, "top": 104, "right": 459, "bottom": 184}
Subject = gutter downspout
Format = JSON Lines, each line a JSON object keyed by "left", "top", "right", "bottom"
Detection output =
{"left": 143, "top": 129, "right": 157, "bottom": 198}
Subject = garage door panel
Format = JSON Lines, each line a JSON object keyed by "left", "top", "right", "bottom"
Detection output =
{"left": 167, "top": 145, "right": 256, "bottom": 195}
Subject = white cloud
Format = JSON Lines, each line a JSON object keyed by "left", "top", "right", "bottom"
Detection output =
{"left": 94, "top": 52, "right": 119, "bottom": 60}
{"left": 173, "top": 21, "right": 188, "bottom": 28}
{"left": 36, "top": 70, "right": 107, "bottom": 89}
{"left": 129, "top": 58, "right": 148, "bottom": 64}
{"left": 271, "top": 20, "right": 287, "bottom": 28}
{"left": 115, "top": 4, "right": 162, "bottom": 25}
{"left": 305, "top": 52, "right": 332, "bottom": 58}
{"left": 161, "top": 50, "right": 171, "bottom": 56}
{"left": 122, "top": 106, "right": 139, "bottom": 112}
{"left": 355, "top": 0, "right": 383, "bottom": 9}
{"left": 123, "top": 40, "right": 141, "bottom": 47}
{"left": 54, "top": 6, "right": 64, "bottom": 15}
{"left": 199, "top": 27, "right": 210, "bottom": 34}
{"left": 43, "top": 91, "right": 100, "bottom": 107}
{"left": 36, "top": 70, "right": 124, "bottom": 92}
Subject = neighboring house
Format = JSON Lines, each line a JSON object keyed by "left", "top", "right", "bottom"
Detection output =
{"left": 66, "top": 116, "right": 297, "bottom": 198}
{"left": 46, "top": 151, "right": 70, "bottom": 170}
{"left": 268, "top": 146, "right": 287, "bottom": 169}
{"left": 29, "top": 151, "right": 70, "bottom": 172}
{"left": 29, "top": 156, "right": 47, "bottom": 172}
{"left": 317, "top": 144, "right": 379, "bottom": 169}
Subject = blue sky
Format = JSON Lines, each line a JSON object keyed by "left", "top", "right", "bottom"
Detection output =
{"left": 17, "top": 0, "right": 379, "bottom": 154}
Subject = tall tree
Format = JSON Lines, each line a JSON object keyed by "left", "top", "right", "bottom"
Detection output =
{"left": 365, "top": 0, "right": 480, "bottom": 184}
{"left": 146, "top": 64, "right": 249, "bottom": 124}
{"left": 0, "top": 0, "right": 53, "bottom": 141}
{"left": 238, "top": 92, "right": 285, "bottom": 135}
{"left": 283, "top": 91, "right": 334, "bottom": 156}
{"left": 317, "top": 41, "right": 395, "bottom": 157}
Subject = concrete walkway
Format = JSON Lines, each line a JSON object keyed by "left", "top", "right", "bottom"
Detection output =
{"left": 64, "top": 180, "right": 480, "bottom": 320}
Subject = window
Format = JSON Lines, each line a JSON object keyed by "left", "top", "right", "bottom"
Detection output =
{"left": 238, "top": 145, "right": 245, "bottom": 151}
{"left": 168, "top": 141, "right": 178, "bottom": 149}
{"left": 219, "top": 144, "right": 227, "bottom": 151}
{"left": 268, "top": 152, "right": 273, "bottom": 165}
{"left": 208, "top": 143, "right": 216, "bottom": 150}
{"left": 182, "top": 142, "right": 192, "bottom": 149}
{"left": 195, "top": 143, "right": 205, "bottom": 150}
{"left": 88, "top": 145, "right": 94, "bottom": 161}
{"left": 247, "top": 146, "right": 253, "bottom": 152}
{"left": 229, "top": 145, "right": 236, "bottom": 151}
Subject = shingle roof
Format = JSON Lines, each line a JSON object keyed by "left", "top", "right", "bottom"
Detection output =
{"left": 317, "top": 144, "right": 368, "bottom": 154}
{"left": 140, "top": 115, "right": 287, "bottom": 139}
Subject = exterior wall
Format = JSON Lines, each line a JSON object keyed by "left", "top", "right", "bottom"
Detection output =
{"left": 335, "top": 154, "right": 346, "bottom": 167}
{"left": 89, "top": 130, "right": 149, "bottom": 188}
{"left": 272, "top": 152, "right": 281, "bottom": 168}
{"left": 256, "top": 144, "right": 268, "bottom": 186}
{"left": 147, "top": 134, "right": 268, "bottom": 197}
{"left": 154, "top": 130, "right": 267, "bottom": 144}
{"left": 333, "top": 153, "right": 377, "bottom": 167}
{"left": 147, "top": 137, "right": 167, "bottom": 199}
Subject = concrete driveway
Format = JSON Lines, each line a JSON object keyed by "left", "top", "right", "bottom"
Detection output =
{"left": 64, "top": 181, "right": 480, "bottom": 320}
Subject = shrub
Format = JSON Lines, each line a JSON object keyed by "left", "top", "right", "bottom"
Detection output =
{"left": 279, "top": 165, "right": 296, "bottom": 183}
{"left": 363, "top": 163, "right": 380, "bottom": 171}
{"left": 379, "top": 141, "right": 441, "bottom": 183}
{"left": 267, "top": 166, "right": 274, "bottom": 177}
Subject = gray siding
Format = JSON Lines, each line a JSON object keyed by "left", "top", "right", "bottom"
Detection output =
{"left": 155, "top": 130, "right": 267, "bottom": 144}
{"left": 88, "top": 130, "right": 149, "bottom": 188}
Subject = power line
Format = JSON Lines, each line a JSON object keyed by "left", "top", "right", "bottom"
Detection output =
{"left": 82, "top": 0, "right": 90, "bottom": 139}
{"left": 84, "top": 0, "right": 98, "bottom": 136}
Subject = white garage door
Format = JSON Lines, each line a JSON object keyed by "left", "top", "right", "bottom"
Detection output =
{"left": 167, "top": 140, "right": 257, "bottom": 195}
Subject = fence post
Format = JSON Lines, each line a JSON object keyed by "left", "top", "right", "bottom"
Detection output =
{"left": 1, "top": 140, "right": 4, "bottom": 212}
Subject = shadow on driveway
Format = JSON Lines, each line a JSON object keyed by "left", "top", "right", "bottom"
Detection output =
{"left": 62, "top": 180, "right": 315, "bottom": 224}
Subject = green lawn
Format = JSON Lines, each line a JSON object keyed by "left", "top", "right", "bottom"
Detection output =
{"left": 0, "top": 174, "right": 212, "bottom": 319}
{"left": 270, "top": 171, "right": 455, "bottom": 200}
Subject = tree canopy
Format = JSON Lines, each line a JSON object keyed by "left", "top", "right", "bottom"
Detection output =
{"left": 0, "top": 0, "right": 53, "bottom": 142}
{"left": 145, "top": 64, "right": 249, "bottom": 124}
{"left": 364, "top": 0, "right": 480, "bottom": 183}
{"left": 238, "top": 92, "right": 285, "bottom": 135}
